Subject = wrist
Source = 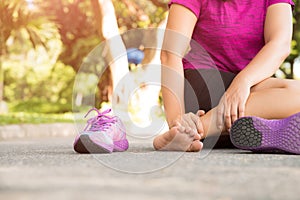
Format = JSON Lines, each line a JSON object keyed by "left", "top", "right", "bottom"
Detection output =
{"left": 234, "top": 73, "right": 253, "bottom": 88}
{"left": 168, "top": 119, "right": 178, "bottom": 129}
{"left": 168, "top": 114, "right": 182, "bottom": 129}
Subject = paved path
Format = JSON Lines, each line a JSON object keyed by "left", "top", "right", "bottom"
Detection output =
{"left": 0, "top": 137, "right": 300, "bottom": 200}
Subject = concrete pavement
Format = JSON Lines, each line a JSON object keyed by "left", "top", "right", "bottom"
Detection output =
{"left": 0, "top": 137, "right": 300, "bottom": 200}
{"left": 0, "top": 123, "right": 76, "bottom": 140}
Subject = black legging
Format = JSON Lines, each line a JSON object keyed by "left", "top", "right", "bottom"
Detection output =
{"left": 184, "top": 68, "right": 237, "bottom": 113}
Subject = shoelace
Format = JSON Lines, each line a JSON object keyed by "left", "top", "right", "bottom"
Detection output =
{"left": 83, "top": 108, "right": 116, "bottom": 132}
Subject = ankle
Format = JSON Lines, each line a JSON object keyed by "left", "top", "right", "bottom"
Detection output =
{"left": 199, "top": 116, "right": 208, "bottom": 139}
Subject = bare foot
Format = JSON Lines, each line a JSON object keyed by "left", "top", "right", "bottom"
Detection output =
{"left": 153, "top": 126, "right": 203, "bottom": 152}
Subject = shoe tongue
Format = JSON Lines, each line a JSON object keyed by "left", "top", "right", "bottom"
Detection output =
{"left": 88, "top": 115, "right": 115, "bottom": 132}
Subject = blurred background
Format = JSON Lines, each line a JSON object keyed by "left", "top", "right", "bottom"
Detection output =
{"left": 0, "top": 0, "right": 299, "bottom": 126}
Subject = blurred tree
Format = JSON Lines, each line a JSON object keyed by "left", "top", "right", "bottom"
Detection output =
{"left": 113, "top": 0, "right": 168, "bottom": 31}
{"left": 86, "top": 0, "right": 168, "bottom": 104}
{"left": 90, "top": 0, "right": 129, "bottom": 105}
{"left": 0, "top": 0, "right": 59, "bottom": 112}
{"left": 114, "top": 0, "right": 168, "bottom": 64}
{"left": 37, "top": 0, "right": 100, "bottom": 71}
{"left": 1, "top": 0, "right": 170, "bottom": 112}
{"left": 38, "top": 0, "right": 168, "bottom": 71}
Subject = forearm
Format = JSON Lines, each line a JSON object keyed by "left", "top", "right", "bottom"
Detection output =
{"left": 235, "top": 40, "right": 290, "bottom": 87}
{"left": 160, "top": 4, "right": 198, "bottom": 127}
{"left": 161, "top": 52, "right": 185, "bottom": 127}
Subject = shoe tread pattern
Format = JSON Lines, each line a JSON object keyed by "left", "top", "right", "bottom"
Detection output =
{"left": 231, "top": 117, "right": 262, "bottom": 148}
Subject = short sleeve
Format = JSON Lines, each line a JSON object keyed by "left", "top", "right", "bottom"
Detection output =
{"left": 267, "top": 0, "right": 295, "bottom": 9}
{"left": 168, "top": 0, "right": 201, "bottom": 18}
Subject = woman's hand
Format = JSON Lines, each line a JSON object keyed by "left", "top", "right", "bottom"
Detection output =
{"left": 217, "top": 78, "right": 251, "bottom": 131}
{"left": 170, "top": 110, "right": 206, "bottom": 138}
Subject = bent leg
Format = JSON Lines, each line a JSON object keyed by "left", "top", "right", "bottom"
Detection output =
{"left": 201, "top": 78, "right": 300, "bottom": 137}
{"left": 153, "top": 77, "right": 300, "bottom": 151}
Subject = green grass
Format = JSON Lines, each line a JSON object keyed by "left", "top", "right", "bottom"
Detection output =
{"left": 10, "top": 100, "right": 73, "bottom": 114}
{"left": 0, "top": 112, "right": 75, "bottom": 125}
{"left": 0, "top": 100, "right": 78, "bottom": 125}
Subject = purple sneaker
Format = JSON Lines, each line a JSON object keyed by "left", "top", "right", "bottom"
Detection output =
{"left": 73, "top": 108, "right": 129, "bottom": 153}
{"left": 230, "top": 112, "right": 300, "bottom": 154}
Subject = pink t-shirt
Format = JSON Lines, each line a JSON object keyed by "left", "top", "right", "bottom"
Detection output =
{"left": 169, "top": 0, "right": 294, "bottom": 73}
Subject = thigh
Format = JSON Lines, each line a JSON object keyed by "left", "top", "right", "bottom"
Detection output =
{"left": 251, "top": 77, "right": 300, "bottom": 92}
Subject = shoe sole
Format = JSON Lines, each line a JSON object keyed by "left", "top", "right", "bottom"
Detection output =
{"left": 74, "top": 135, "right": 112, "bottom": 154}
{"left": 230, "top": 112, "right": 300, "bottom": 154}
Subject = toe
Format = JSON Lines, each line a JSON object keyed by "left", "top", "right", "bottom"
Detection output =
{"left": 194, "top": 133, "right": 201, "bottom": 140}
{"left": 187, "top": 140, "right": 203, "bottom": 152}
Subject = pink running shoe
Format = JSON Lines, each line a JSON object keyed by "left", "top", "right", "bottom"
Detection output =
{"left": 73, "top": 108, "right": 129, "bottom": 153}
{"left": 230, "top": 112, "right": 300, "bottom": 154}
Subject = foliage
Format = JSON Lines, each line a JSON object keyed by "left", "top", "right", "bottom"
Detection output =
{"left": 113, "top": 0, "right": 168, "bottom": 31}
{"left": 1, "top": 0, "right": 77, "bottom": 114}
{"left": 10, "top": 100, "right": 72, "bottom": 113}
{"left": 35, "top": 0, "right": 169, "bottom": 72}
{"left": 0, "top": 0, "right": 58, "bottom": 104}
{"left": 4, "top": 57, "right": 75, "bottom": 105}
{"left": 37, "top": 0, "right": 101, "bottom": 71}
{"left": 0, "top": 112, "right": 73, "bottom": 125}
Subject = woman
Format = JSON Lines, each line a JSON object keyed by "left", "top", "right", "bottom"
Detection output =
{"left": 153, "top": 0, "right": 300, "bottom": 153}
